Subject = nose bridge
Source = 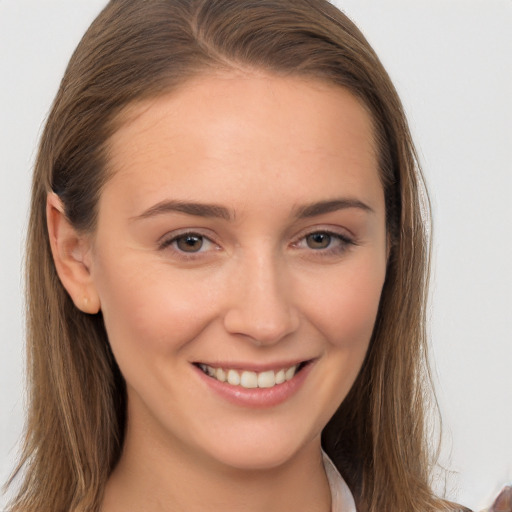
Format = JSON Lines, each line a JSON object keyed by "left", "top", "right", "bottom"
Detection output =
{"left": 223, "top": 246, "right": 299, "bottom": 345}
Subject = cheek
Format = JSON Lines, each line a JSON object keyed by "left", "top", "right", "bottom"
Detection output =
{"left": 305, "top": 258, "right": 386, "bottom": 416}
{"left": 92, "top": 253, "right": 219, "bottom": 361}
{"left": 302, "top": 256, "right": 386, "bottom": 351}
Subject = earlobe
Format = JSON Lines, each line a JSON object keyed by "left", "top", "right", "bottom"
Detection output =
{"left": 46, "top": 192, "right": 101, "bottom": 314}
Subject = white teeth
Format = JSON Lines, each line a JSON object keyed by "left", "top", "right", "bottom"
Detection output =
{"left": 200, "top": 364, "right": 216, "bottom": 378}
{"left": 257, "top": 370, "right": 275, "bottom": 388}
{"left": 227, "top": 369, "right": 240, "bottom": 386}
{"left": 285, "top": 366, "right": 297, "bottom": 381}
{"left": 199, "top": 363, "right": 302, "bottom": 389}
{"left": 275, "top": 369, "right": 286, "bottom": 384}
{"left": 240, "top": 371, "right": 258, "bottom": 388}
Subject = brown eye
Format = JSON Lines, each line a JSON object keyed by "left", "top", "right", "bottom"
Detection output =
{"left": 176, "top": 234, "right": 204, "bottom": 252}
{"left": 306, "top": 232, "right": 332, "bottom": 249}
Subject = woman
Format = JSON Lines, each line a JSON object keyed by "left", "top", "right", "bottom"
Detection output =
{"left": 4, "top": 1, "right": 494, "bottom": 511}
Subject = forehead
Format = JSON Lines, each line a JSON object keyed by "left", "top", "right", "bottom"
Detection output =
{"left": 103, "top": 72, "right": 382, "bottom": 213}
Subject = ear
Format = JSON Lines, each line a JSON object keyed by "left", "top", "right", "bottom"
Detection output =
{"left": 46, "top": 192, "right": 101, "bottom": 314}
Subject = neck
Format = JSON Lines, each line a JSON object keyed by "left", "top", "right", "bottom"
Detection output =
{"left": 101, "top": 406, "right": 331, "bottom": 512}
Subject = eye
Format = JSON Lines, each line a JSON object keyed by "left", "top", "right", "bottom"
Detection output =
{"left": 305, "top": 232, "right": 333, "bottom": 249}
{"left": 175, "top": 234, "right": 205, "bottom": 253}
{"left": 293, "top": 229, "right": 355, "bottom": 255}
{"left": 159, "top": 231, "right": 217, "bottom": 255}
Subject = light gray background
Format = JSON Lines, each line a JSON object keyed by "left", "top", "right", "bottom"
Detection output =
{"left": 1, "top": 1, "right": 511, "bottom": 510}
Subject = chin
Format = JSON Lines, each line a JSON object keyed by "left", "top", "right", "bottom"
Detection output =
{"left": 193, "top": 422, "right": 321, "bottom": 472}
{"left": 208, "top": 445, "right": 303, "bottom": 472}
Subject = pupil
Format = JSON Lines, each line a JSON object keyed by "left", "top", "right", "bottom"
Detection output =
{"left": 307, "top": 233, "right": 331, "bottom": 249}
{"left": 177, "top": 235, "right": 203, "bottom": 252}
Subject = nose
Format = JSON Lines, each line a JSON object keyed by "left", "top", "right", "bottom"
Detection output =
{"left": 222, "top": 253, "right": 300, "bottom": 346}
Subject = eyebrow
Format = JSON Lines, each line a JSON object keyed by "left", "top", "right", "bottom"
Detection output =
{"left": 294, "top": 198, "right": 374, "bottom": 218}
{"left": 132, "top": 197, "right": 373, "bottom": 223}
{"left": 133, "top": 200, "right": 233, "bottom": 221}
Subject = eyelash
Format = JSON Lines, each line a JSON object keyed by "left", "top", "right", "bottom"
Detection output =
{"left": 290, "top": 230, "right": 357, "bottom": 260}
{"left": 158, "top": 229, "right": 356, "bottom": 260}
{"left": 158, "top": 230, "right": 218, "bottom": 260}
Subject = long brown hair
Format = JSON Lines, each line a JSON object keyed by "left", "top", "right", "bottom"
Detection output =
{"left": 7, "top": 1, "right": 468, "bottom": 511}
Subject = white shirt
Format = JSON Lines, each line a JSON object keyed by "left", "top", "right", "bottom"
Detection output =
{"left": 322, "top": 451, "right": 357, "bottom": 512}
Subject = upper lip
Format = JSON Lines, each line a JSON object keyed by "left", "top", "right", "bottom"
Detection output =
{"left": 192, "top": 358, "right": 315, "bottom": 372}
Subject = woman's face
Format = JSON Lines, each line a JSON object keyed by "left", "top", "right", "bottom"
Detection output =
{"left": 87, "top": 73, "right": 387, "bottom": 470}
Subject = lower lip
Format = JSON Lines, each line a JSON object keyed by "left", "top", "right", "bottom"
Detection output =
{"left": 193, "top": 362, "right": 315, "bottom": 408}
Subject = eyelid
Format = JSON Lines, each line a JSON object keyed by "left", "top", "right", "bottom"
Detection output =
{"left": 291, "top": 225, "right": 355, "bottom": 244}
{"left": 157, "top": 225, "right": 356, "bottom": 260}
{"left": 158, "top": 228, "right": 220, "bottom": 253}
{"left": 290, "top": 226, "right": 357, "bottom": 255}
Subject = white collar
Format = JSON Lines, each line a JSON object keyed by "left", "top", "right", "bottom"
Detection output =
{"left": 322, "top": 451, "right": 357, "bottom": 512}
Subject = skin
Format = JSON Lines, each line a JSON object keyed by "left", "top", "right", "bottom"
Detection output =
{"left": 48, "top": 73, "right": 388, "bottom": 512}
{"left": 490, "top": 487, "right": 512, "bottom": 512}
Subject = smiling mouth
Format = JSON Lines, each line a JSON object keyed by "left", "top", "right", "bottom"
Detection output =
{"left": 195, "top": 361, "right": 311, "bottom": 390}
